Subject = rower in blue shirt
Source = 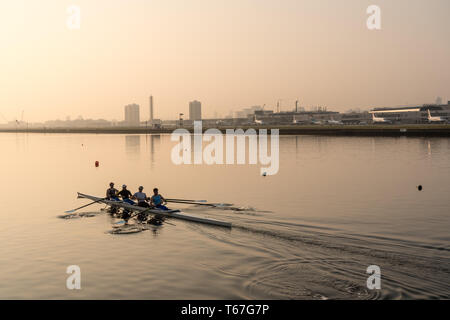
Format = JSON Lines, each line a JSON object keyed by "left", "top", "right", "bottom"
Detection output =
{"left": 150, "top": 188, "right": 168, "bottom": 210}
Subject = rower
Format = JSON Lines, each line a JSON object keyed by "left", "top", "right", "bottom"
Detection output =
{"left": 150, "top": 188, "right": 168, "bottom": 210}
{"left": 133, "top": 186, "right": 150, "bottom": 208}
{"left": 118, "top": 185, "right": 135, "bottom": 205}
{"left": 106, "top": 182, "right": 119, "bottom": 200}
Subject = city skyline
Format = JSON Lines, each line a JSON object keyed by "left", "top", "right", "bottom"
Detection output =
{"left": 0, "top": 0, "right": 449, "bottom": 123}
{"left": 2, "top": 96, "right": 449, "bottom": 125}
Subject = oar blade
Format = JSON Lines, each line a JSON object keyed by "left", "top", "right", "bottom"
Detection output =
{"left": 212, "top": 203, "right": 234, "bottom": 207}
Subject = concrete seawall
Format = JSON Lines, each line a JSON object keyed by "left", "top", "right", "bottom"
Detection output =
{"left": 1, "top": 124, "right": 450, "bottom": 137}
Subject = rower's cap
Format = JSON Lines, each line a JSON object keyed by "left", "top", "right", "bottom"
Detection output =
{"left": 139, "top": 186, "right": 143, "bottom": 190}
{"left": 110, "top": 182, "right": 114, "bottom": 186}
{"left": 122, "top": 184, "right": 127, "bottom": 188}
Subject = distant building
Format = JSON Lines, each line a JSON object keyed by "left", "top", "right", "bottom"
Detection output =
{"left": 43, "top": 118, "right": 112, "bottom": 128}
{"left": 124, "top": 104, "right": 140, "bottom": 126}
{"left": 234, "top": 105, "right": 263, "bottom": 118}
{"left": 249, "top": 109, "right": 340, "bottom": 125}
{"left": 341, "top": 111, "right": 371, "bottom": 124}
{"left": 149, "top": 95, "right": 154, "bottom": 123}
{"left": 369, "top": 101, "right": 450, "bottom": 124}
{"left": 189, "top": 100, "right": 202, "bottom": 121}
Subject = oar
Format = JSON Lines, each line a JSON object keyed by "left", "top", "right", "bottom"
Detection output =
{"left": 166, "top": 198, "right": 207, "bottom": 203}
{"left": 114, "top": 206, "right": 156, "bottom": 225}
{"left": 65, "top": 197, "right": 107, "bottom": 213}
{"left": 166, "top": 199, "right": 241, "bottom": 210}
{"left": 166, "top": 200, "right": 220, "bottom": 207}
{"left": 167, "top": 199, "right": 235, "bottom": 207}
{"left": 166, "top": 200, "right": 216, "bottom": 206}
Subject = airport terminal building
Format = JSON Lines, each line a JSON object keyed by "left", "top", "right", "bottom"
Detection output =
{"left": 369, "top": 101, "right": 450, "bottom": 124}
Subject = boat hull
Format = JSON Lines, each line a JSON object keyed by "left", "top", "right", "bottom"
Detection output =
{"left": 77, "top": 193, "right": 232, "bottom": 228}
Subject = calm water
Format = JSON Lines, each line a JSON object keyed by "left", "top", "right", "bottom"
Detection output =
{"left": 0, "top": 133, "right": 449, "bottom": 299}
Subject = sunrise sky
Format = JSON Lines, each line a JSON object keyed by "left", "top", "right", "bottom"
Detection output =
{"left": 0, "top": 0, "right": 449, "bottom": 122}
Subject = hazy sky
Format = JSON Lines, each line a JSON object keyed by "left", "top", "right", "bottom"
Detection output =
{"left": 0, "top": 0, "right": 449, "bottom": 122}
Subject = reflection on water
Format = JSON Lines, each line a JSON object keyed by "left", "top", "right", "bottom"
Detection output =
{"left": 145, "top": 134, "right": 160, "bottom": 168}
{"left": 0, "top": 133, "right": 448, "bottom": 299}
{"left": 125, "top": 135, "right": 140, "bottom": 155}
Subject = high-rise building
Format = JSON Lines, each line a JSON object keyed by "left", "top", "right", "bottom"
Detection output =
{"left": 149, "top": 95, "right": 154, "bottom": 123}
{"left": 124, "top": 104, "right": 140, "bottom": 126}
{"left": 189, "top": 100, "right": 202, "bottom": 121}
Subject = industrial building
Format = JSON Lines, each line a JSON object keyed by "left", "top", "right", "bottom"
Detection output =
{"left": 149, "top": 96, "right": 154, "bottom": 124}
{"left": 250, "top": 109, "right": 341, "bottom": 125}
{"left": 341, "top": 112, "right": 371, "bottom": 124}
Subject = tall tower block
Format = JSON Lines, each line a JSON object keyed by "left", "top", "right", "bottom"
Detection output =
{"left": 189, "top": 100, "right": 202, "bottom": 121}
{"left": 149, "top": 95, "right": 154, "bottom": 123}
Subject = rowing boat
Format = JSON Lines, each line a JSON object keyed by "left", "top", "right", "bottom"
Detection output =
{"left": 77, "top": 192, "right": 232, "bottom": 228}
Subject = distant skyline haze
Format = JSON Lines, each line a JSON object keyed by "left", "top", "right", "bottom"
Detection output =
{"left": 0, "top": 0, "right": 449, "bottom": 122}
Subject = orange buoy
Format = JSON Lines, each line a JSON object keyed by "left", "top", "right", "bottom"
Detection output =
{"left": 95, "top": 161, "right": 99, "bottom": 167}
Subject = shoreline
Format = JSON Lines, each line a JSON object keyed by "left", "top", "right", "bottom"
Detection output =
{"left": 1, "top": 124, "right": 450, "bottom": 137}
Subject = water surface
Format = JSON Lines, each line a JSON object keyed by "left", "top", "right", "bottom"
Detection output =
{"left": 0, "top": 133, "right": 449, "bottom": 299}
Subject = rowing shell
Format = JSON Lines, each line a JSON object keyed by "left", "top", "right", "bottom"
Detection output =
{"left": 77, "top": 193, "right": 232, "bottom": 228}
